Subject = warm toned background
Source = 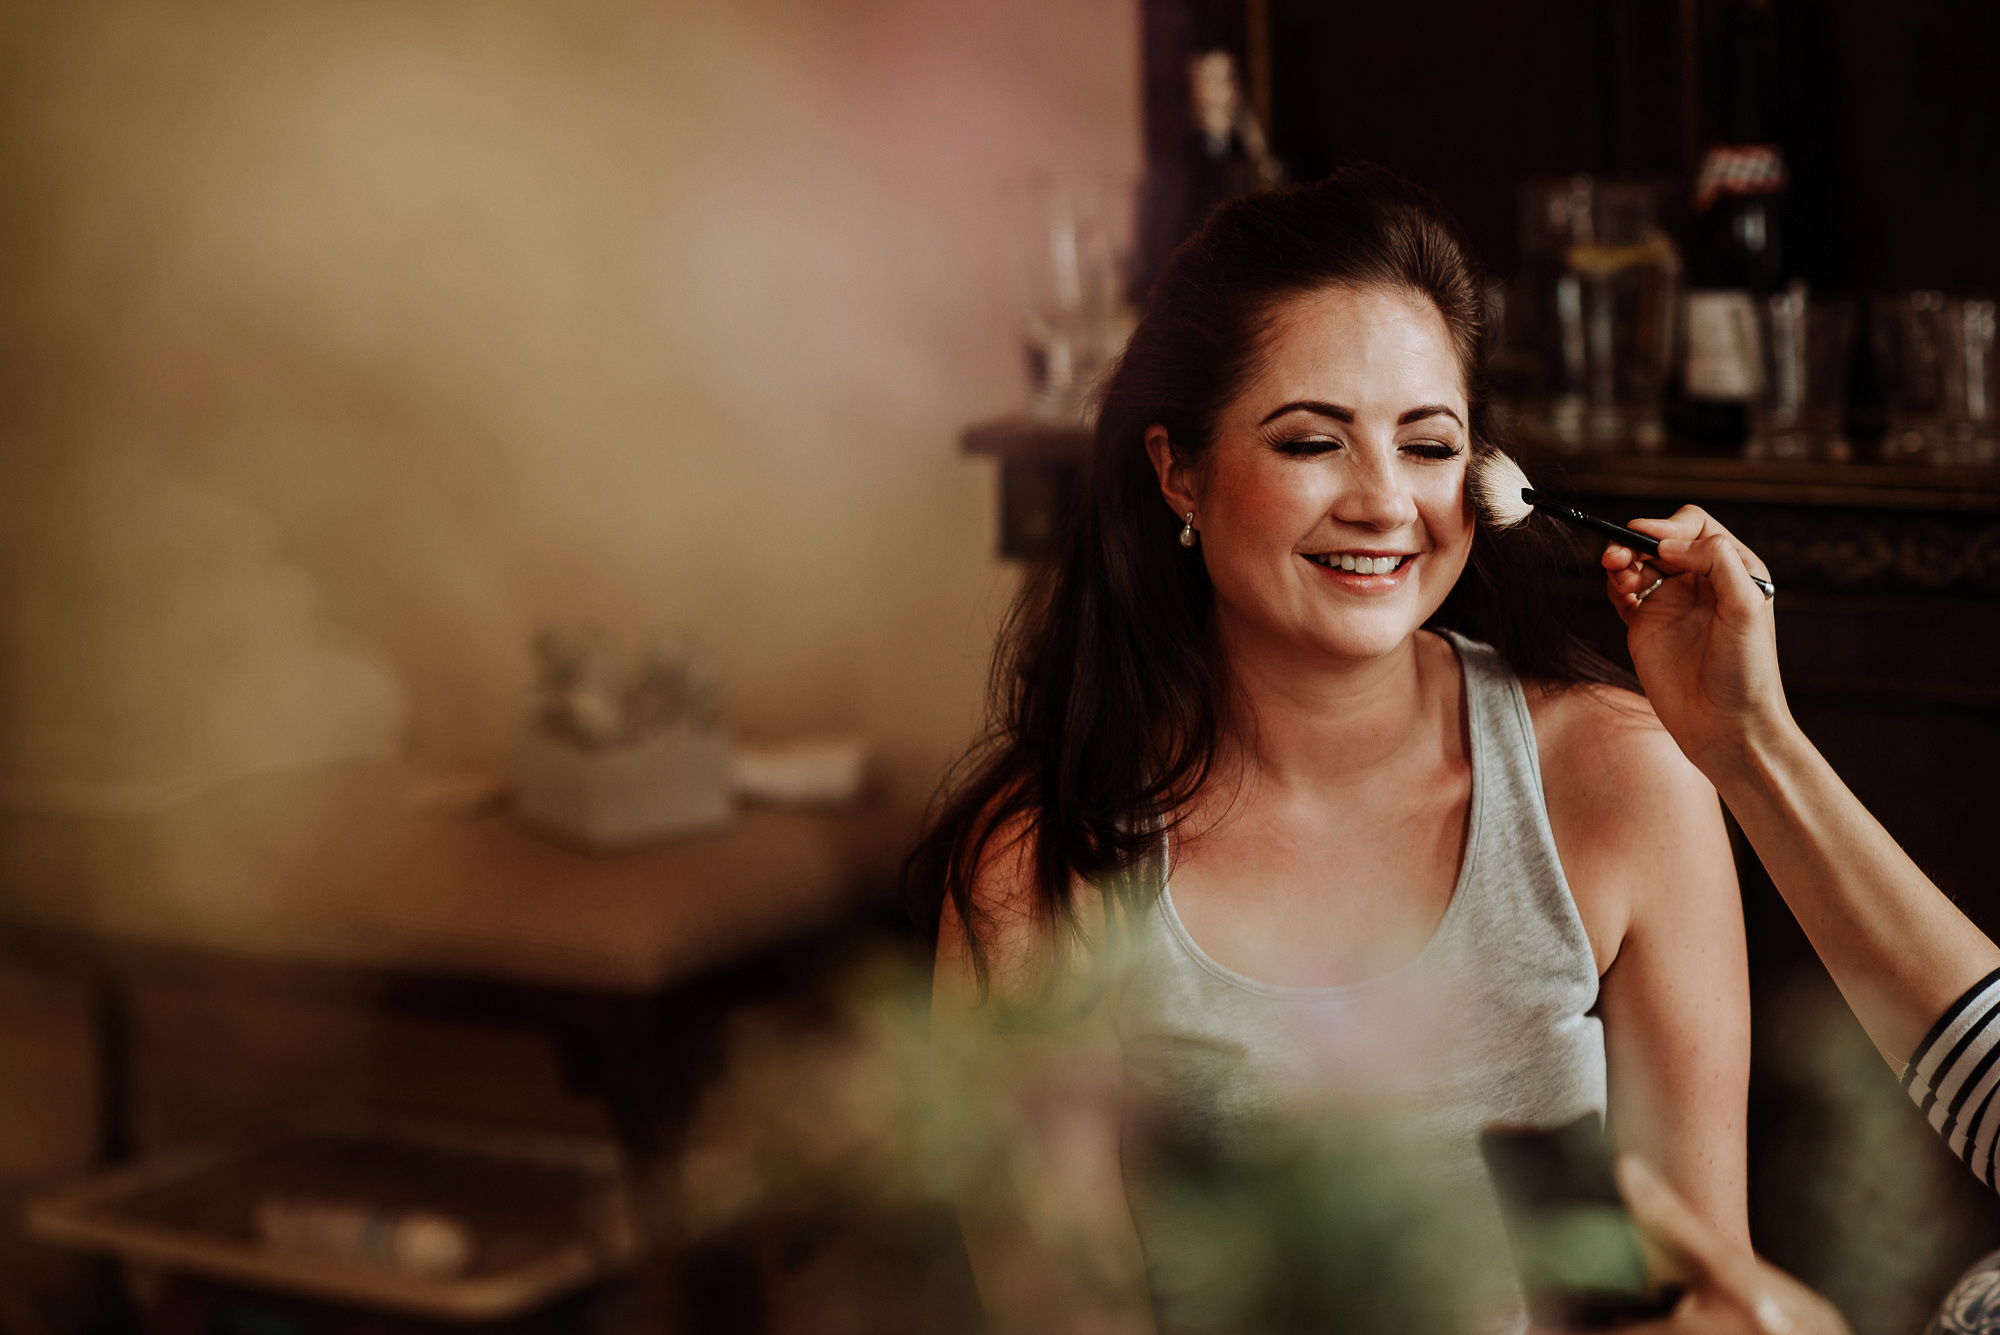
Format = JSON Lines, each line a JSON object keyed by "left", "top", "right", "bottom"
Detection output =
{"left": 0, "top": 0, "right": 1138, "bottom": 1296}
{"left": 0, "top": 0, "right": 1137, "bottom": 806}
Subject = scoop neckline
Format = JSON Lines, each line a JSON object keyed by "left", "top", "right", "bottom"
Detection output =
{"left": 1156, "top": 631, "right": 1484, "bottom": 998}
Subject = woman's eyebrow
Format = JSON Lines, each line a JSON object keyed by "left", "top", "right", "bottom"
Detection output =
{"left": 1397, "top": 404, "right": 1465, "bottom": 427}
{"left": 1257, "top": 400, "right": 1465, "bottom": 428}
{"left": 1258, "top": 399, "right": 1352, "bottom": 426}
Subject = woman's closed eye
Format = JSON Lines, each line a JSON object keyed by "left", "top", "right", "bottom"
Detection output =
{"left": 1270, "top": 435, "right": 1342, "bottom": 457}
{"left": 1265, "top": 428, "right": 1464, "bottom": 461}
{"left": 1400, "top": 439, "right": 1463, "bottom": 461}
{"left": 1269, "top": 437, "right": 1462, "bottom": 461}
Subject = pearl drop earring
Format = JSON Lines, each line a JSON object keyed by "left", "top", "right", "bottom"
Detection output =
{"left": 1179, "top": 512, "right": 1197, "bottom": 548}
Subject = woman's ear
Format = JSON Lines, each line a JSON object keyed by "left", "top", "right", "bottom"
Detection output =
{"left": 1144, "top": 425, "right": 1198, "bottom": 519}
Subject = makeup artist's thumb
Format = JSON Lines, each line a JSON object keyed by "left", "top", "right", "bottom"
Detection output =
{"left": 1658, "top": 536, "right": 1765, "bottom": 614}
{"left": 1653, "top": 537, "right": 1699, "bottom": 571}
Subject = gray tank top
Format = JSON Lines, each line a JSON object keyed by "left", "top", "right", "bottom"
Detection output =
{"left": 1110, "top": 631, "right": 1606, "bottom": 1334}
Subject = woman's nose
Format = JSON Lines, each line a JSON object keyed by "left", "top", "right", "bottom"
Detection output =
{"left": 1331, "top": 449, "right": 1418, "bottom": 530}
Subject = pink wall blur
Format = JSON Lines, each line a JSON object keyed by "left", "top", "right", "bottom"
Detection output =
{"left": 0, "top": 0, "right": 1138, "bottom": 808}
{"left": 0, "top": 0, "right": 1139, "bottom": 1289}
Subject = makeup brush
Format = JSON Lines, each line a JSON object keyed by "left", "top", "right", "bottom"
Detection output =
{"left": 1467, "top": 450, "right": 1776, "bottom": 597}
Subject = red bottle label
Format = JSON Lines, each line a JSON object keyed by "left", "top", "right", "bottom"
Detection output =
{"left": 1692, "top": 145, "right": 1788, "bottom": 211}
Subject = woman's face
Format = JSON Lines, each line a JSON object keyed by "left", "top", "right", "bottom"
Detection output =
{"left": 1148, "top": 284, "right": 1474, "bottom": 669}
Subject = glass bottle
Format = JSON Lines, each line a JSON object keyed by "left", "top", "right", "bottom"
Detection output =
{"left": 1676, "top": 0, "right": 1789, "bottom": 454}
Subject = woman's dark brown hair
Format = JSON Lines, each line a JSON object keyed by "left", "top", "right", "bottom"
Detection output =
{"left": 908, "top": 163, "right": 1627, "bottom": 985}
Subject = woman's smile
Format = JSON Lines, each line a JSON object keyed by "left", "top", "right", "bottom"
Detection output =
{"left": 1302, "top": 548, "right": 1420, "bottom": 586}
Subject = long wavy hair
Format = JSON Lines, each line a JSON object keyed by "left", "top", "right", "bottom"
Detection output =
{"left": 910, "top": 164, "right": 1628, "bottom": 985}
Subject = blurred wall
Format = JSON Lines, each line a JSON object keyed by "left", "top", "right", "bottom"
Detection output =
{"left": 0, "top": 0, "right": 1138, "bottom": 1305}
{"left": 0, "top": 0, "right": 1139, "bottom": 807}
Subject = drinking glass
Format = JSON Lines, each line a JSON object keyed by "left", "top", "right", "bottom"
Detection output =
{"left": 1002, "top": 175, "right": 1134, "bottom": 426}
{"left": 1514, "top": 177, "right": 1681, "bottom": 453}
{"left": 1746, "top": 288, "right": 1856, "bottom": 462}
{"left": 1873, "top": 291, "right": 1949, "bottom": 462}
{"left": 1872, "top": 293, "right": 1998, "bottom": 465}
{"left": 1941, "top": 298, "right": 1999, "bottom": 465}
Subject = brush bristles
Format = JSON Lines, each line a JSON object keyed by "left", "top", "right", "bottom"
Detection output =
{"left": 1467, "top": 450, "right": 1536, "bottom": 529}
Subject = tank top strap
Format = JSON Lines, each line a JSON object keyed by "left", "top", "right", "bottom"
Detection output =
{"left": 1443, "top": 630, "right": 1543, "bottom": 806}
{"left": 1433, "top": 629, "right": 1597, "bottom": 991}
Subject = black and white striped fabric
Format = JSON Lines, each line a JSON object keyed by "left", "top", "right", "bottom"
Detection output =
{"left": 1930, "top": 1251, "right": 2000, "bottom": 1335}
{"left": 1905, "top": 966, "right": 2000, "bottom": 1190}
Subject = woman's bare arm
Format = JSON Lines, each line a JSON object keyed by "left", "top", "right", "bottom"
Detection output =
{"left": 931, "top": 832, "right": 1155, "bottom": 1335}
{"left": 1536, "top": 690, "right": 1751, "bottom": 1244}
{"left": 1604, "top": 508, "right": 2000, "bottom": 1066}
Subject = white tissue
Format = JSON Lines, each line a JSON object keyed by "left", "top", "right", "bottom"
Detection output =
{"left": 730, "top": 737, "right": 869, "bottom": 807}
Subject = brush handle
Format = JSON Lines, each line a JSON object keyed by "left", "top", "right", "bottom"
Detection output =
{"left": 1520, "top": 490, "right": 1776, "bottom": 597}
{"left": 1521, "top": 490, "right": 1661, "bottom": 554}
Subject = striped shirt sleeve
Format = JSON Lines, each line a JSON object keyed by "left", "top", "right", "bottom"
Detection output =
{"left": 1904, "top": 966, "right": 2000, "bottom": 1192}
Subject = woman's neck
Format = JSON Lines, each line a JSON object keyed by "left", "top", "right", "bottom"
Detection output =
{"left": 1211, "top": 620, "right": 1451, "bottom": 792}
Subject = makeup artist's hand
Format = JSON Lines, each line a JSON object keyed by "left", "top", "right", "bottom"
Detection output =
{"left": 1616, "top": 1155, "right": 1850, "bottom": 1335}
{"left": 1601, "top": 507, "right": 1786, "bottom": 774}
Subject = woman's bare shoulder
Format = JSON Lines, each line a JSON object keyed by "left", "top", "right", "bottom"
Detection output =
{"left": 1523, "top": 680, "right": 1710, "bottom": 806}
{"left": 934, "top": 809, "right": 1113, "bottom": 1009}
{"left": 1522, "top": 680, "right": 1731, "bottom": 967}
{"left": 937, "top": 810, "right": 1041, "bottom": 970}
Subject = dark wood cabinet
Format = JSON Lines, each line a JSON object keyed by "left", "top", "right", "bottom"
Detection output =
{"left": 961, "top": 3, "right": 2000, "bottom": 1317}
{"left": 964, "top": 411, "right": 2000, "bottom": 1314}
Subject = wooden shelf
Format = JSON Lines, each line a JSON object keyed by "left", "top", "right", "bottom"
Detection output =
{"left": 961, "top": 415, "right": 2000, "bottom": 515}
{"left": 960, "top": 416, "right": 1090, "bottom": 561}
{"left": 961, "top": 415, "right": 1091, "bottom": 466}
{"left": 959, "top": 414, "right": 2000, "bottom": 572}
{"left": 1518, "top": 447, "right": 2000, "bottom": 515}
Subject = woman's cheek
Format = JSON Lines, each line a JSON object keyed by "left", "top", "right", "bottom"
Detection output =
{"left": 1421, "top": 476, "right": 1475, "bottom": 548}
{"left": 1210, "top": 465, "right": 1324, "bottom": 548}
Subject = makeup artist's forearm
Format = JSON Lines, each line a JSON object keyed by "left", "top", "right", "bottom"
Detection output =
{"left": 1709, "top": 721, "right": 2000, "bottom": 1063}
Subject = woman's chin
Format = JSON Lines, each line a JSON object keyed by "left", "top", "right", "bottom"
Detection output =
{"left": 1308, "top": 622, "right": 1427, "bottom": 665}
{"left": 1298, "top": 588, "right": 1447, "bottom": 662}
{"left": 1210, "top": 562, "right": 1461, "bottom": 667}
{"left": 1251, "top": 611, "right": 1432, "bottom": 668}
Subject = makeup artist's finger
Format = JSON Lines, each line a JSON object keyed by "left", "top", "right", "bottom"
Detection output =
{"left": 1606, "top": 559, "right": 1657, "bottom": 596}
{"left": 1638, "top": 513, "right": 1769, "bottom": 586}
{"left": 1641, "top": 540, "right": 1707, "bottom": 577}
{"left": 1657, "top": 535, "right": 1771, "bottom": 615}
{"left": 1600, "top": 540, "right": 1644, "bottom": 572}
{"left": 1626, "top": 505, "right": 1737, "bottom": 548}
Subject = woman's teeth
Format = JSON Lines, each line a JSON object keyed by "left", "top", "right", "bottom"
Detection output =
{"left": 1313, "top": 553, "right": 1406, "bottom": 574}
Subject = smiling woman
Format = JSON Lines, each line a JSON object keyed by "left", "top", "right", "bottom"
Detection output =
{"left": 1148, "top": 286, "right": 1477, "bottom": 674}
{"left": 910, "top": 166, "right": 1748, "bottom": 1335}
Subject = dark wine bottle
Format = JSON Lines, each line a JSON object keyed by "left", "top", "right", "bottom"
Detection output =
{"left": 1677, "top": 0, "right": 1789, "bottom": 454}
{"left": 1132, "top": 50, "right": 1282, "bottom": 305}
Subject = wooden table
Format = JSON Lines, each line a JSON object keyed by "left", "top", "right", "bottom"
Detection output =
{"left": 0, "top": 760, "right": 917, "bottom": 1162}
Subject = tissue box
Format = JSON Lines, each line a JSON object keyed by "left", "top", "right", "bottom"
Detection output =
{"left": 730, "top": 737, "right": 870, "bottom": 806}
{"left": 513, "top": 725, "right": 732, "bottom": 848}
